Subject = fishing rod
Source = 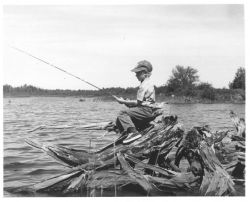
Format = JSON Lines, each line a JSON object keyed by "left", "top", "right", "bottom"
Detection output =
{"left": 10, "top": 46, "right": 116, "bottom": 98}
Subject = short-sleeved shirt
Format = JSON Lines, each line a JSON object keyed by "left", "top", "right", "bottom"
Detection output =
{"left": 137, "top": 77, "right": 156, "bottom": 108}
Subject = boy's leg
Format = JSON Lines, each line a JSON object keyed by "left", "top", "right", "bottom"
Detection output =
{"left": 116, "top": 107, "right": 153, "bottom": 133}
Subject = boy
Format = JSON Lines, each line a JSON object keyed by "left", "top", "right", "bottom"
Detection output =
{"left": 114, "top": 60, "right": 159, "bottom": 144}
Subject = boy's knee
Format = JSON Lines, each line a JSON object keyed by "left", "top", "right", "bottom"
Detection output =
{"left": 118, "top": 110, "right": 128, "bottom": 116}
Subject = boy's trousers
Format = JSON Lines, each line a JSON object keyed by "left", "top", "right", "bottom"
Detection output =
{"left": 116, "top": 106, "right": 154, "bottom": 132}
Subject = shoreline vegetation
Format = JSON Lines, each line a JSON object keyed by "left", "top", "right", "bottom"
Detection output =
{"left": 3, "top": 84, "right": 245, "bottom": 104}
{"left": 3, "top": 65, "right": 245, "bottom": 104}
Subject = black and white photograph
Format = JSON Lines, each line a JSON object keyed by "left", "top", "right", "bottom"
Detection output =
{"left": 2, "top": 1, "right": 246, "bottom": 197}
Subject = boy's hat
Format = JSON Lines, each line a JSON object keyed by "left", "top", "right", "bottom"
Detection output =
{"left": 131, "top": 60, "right": 153, "bottom": 73}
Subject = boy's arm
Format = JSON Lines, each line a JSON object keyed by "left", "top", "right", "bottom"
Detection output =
{"left": 113, "top": 96, "right": 140, "bottom": 107}
{"left": 124, "top": 99, "right": 141, "bottom": 107}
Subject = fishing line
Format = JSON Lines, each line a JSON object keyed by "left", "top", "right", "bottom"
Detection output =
{"left": 10, "top": 46, "right": 115, "bottom": 98}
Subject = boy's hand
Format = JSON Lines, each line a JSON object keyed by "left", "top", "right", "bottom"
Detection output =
{"left": 113, "top": 95, "right": 125, "bottom": 104}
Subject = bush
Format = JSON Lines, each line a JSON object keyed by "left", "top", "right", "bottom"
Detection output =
{"left": 201, "top": 88, "right": 216, "bottom": 100}
{"left": 184, "top": 87, "right": 197, "bottom": 97}
{"left": 196, "top": 82, "right": 213, "bottom": 90}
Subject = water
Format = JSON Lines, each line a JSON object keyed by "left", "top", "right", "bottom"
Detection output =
{"left": 3, "top": 97, "right": 245, "bottom": 196}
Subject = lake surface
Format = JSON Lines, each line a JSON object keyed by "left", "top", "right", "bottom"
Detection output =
{"left": 3, "top": 97, "right": 245, "bottom": 196}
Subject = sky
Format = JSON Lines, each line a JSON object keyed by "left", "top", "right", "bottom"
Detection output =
{"left": 3, "top": 4, "right": 245, "bottom": 90}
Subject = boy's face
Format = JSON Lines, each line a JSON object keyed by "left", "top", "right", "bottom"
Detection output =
{"left": 136, "top": 71, "right": 147, "bottom": 82}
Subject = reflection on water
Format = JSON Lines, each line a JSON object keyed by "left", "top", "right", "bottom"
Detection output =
{"left": 3, "top": 97, "right": 245, "bottom": 196}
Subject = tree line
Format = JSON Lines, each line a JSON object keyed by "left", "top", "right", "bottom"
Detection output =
{"left": 159, "top": 66, "right": 245, "bottom": 101}
{"left": 3, "top": 66, "right": 245, "bottom": 101}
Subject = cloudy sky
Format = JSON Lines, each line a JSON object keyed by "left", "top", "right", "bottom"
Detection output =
{"left": 3, "top": 4, "right": 244, "bottom": 90}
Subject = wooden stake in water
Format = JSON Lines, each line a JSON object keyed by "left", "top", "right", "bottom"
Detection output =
{"left": 92, "top": 140, "right": 97, "bottom": 197}
{"left": 87, "top": 139, "right": 92, "bottom": 197}
{"left": 101, "top": 185, "right": 103, "bottom": 197}
{"left": 113, "top": 139, "right": 117, "bottom": 197}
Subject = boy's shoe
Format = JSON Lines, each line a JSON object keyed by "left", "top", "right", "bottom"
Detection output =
{"left": 123, "top": 132, "right": 142, "bottom": 144}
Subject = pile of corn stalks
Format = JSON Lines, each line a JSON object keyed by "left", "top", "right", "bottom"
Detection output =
{"left": 14, "top": 111, "right": 244, "bottom": 196}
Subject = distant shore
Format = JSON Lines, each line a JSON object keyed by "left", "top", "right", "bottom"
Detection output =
{"left": 3, "top": 84, "right": 245, "bottom": 104}
{"left": 4, "top": 94, "right": 245, "bottom": 104}
{"left": 158, "top": 95, "right": 245, "bottom": 104}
